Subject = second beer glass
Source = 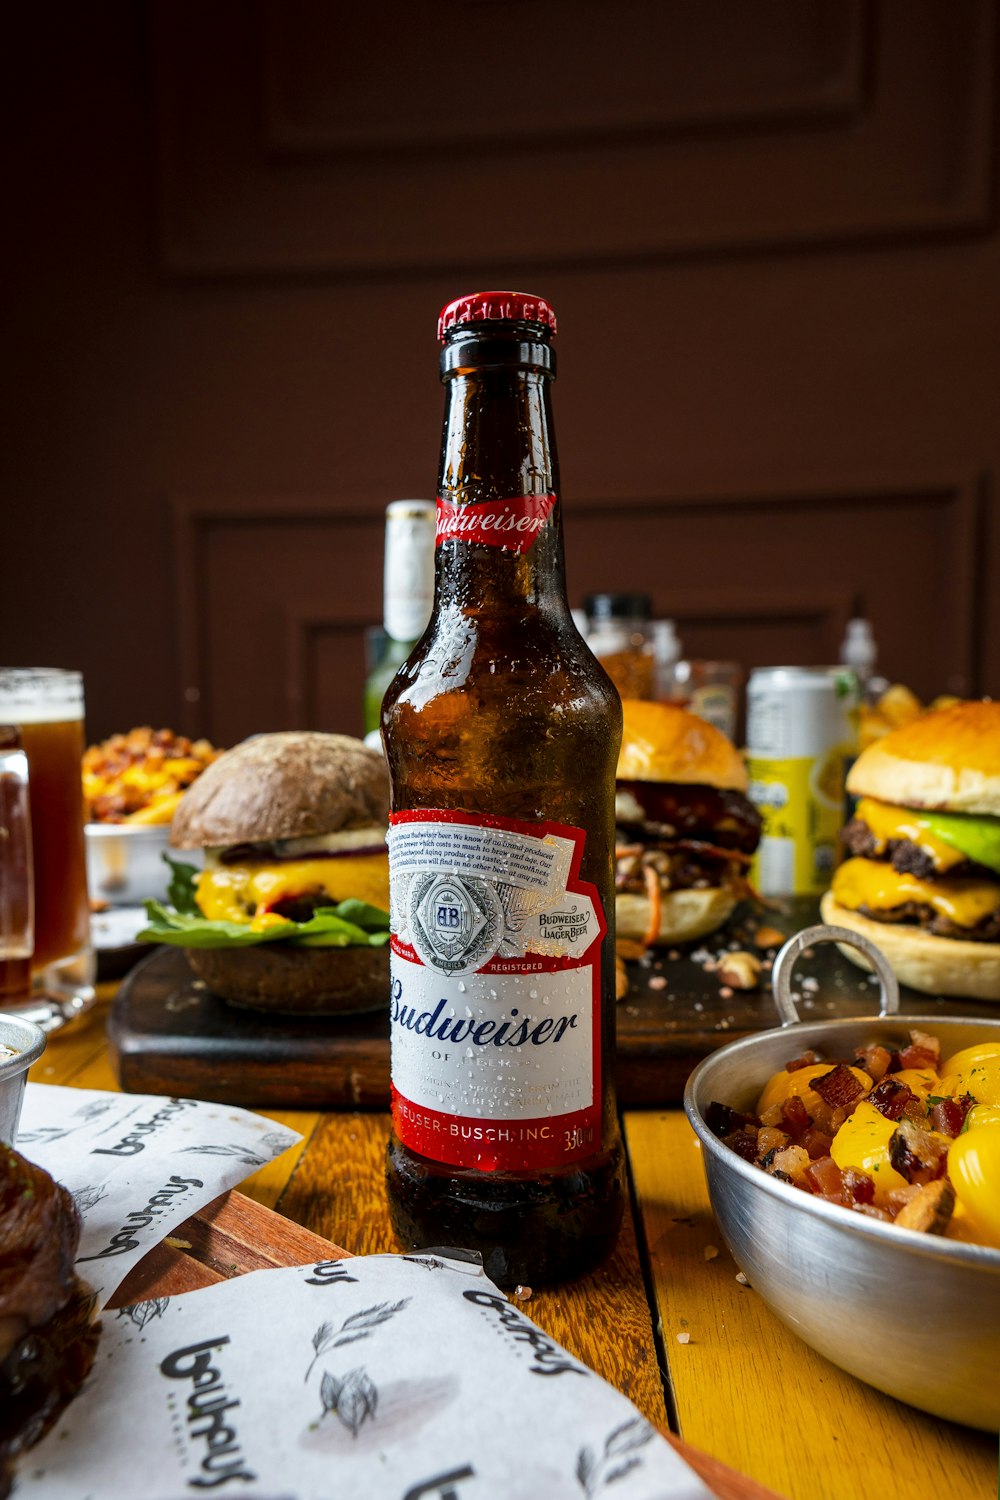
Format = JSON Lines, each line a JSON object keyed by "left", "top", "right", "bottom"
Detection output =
{"left": 382, "top": 291, "right": 625, "bottom": 1285}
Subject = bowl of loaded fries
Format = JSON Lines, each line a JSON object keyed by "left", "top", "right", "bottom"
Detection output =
{"left": 684, "top": 924, "right": 1000, "bottom": 1432}
{"left": 83, "top": 726, "right": 219, "bottom": 905}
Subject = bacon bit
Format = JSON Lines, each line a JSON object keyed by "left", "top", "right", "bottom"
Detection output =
{"left": 642, "top": 861, "right": 662, "bottom": 947}
{"left": 780, "top": 1095, "right": 811, "bottom": 1134}
{"left": 705, "top": 1102, "right": 757, "bottom": 1137}
{"left": 801, "top": 1126, "right": 834, "bottom": 1160}
{"left": 855, "top": 1044, "right": 892, "bottom": 1084}
{"left": 842, "top": 1169, "right": 875, "bottom": 1205}
{"left": 724, "top": 1127, "right": 760, "bottom": 1163}
{"left": 753, "top": 924, "right": 787, "bottom": 949}
{"left": 811, "top": 1064, "right": 866, "bottom": 1110}
{"left": 867, "top": 1076, "right": 914, "bottom": 1121}
{"left": 803, "top": 1156, "right": 843, "bottom": 1197}
{"left": 899, "top": 1029, "right": 941, "bottom": 1072}
{"left": 928, "top": 1093, "right": 974, "bottom": 1138}
{"left": 785, "top": 1051, "right": 821, "bottom": 1073}
{"left": 899, "top": 1043, "right": 939, "bottom": 1071}
{"left": 888, "top": 1118, "right": 949, "bottom": 1185}
{"left": 907, "top": 1028, "right": 941, "bottom": 1065}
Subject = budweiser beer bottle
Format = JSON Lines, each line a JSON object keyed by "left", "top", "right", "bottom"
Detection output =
{"left": 381, "top": 291, "right": 625, "bottom": 1285}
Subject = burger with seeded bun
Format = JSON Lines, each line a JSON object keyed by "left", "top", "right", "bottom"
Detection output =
{"left": 139, "top": 731, "right": 390, "bottom": 1014}
{"left": 820, "top": 699, "right": 1000, "bottom": 1000}
{"left": 615, "top": 700, "right": 761, "bottom": 946}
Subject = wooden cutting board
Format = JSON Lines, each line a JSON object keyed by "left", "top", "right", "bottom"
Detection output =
{"left": 109, "top": 900, "right": 999, "bottom": 1109}
{"left": 107, "top": 1189, "right": 779, "bottom": 1500}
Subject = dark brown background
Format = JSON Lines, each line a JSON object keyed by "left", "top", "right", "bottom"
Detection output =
{"left": 4, "top": 0, "right": 999, "bottom": 748}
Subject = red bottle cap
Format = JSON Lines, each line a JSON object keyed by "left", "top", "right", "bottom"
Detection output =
{"left": 437, "top": 291, "right": 557, "bottom": 342}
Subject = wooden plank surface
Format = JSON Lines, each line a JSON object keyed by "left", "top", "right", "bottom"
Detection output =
{"left": 624, "top": 1110, "right": 998, "bottom": 1500}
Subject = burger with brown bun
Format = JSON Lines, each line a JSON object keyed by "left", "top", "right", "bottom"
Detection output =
{"left": 615, "top": 700, "right": 761, "bottom": 945}
{"left": 821, "top": 699, "right": 1000, "bottom": 1000}
{"left": 140, "top": 731, "right": 390, "bottom": 1014}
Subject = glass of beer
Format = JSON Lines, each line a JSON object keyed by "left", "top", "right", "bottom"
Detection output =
{"left": 0, "top": 670, "right": 94, "bottom": 1020}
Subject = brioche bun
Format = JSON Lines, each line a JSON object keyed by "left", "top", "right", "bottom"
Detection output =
{"left": 170, "top": 731, "right": 388, "bottom": 850}
{"left": 846, "top": 700, "right": 1000, "bottom": 815}
{"left": 617, "top": 886, "right": 739, "bottom": 947}
{"left": 819, "top": 891, "right": 1000, "bottom": 1002}
{"left": 617, "top": 700, "right": 747, "bottom": 791}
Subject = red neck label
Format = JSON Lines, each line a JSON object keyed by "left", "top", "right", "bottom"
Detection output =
{"left": 435, "top": 494, "right": 556, "bottom": 554}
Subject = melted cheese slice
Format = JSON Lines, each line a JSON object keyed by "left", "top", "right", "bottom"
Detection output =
{"left": 854, "top": 798, "right": 965, "bottom": 872}
{"left": 832, "top": 857, "right": 1000, "bottom": 930}
{"left": 197, "top": 854, "right": 389, "bottom": 924}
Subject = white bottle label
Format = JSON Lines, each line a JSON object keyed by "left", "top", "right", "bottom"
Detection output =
{"left": 384, "top": 505, "right": 436, "bottom": 643}
{"left": 387, "top": 810, "right": 605, "bottom": 1171}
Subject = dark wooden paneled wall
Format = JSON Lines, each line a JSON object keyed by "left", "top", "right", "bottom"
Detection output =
{"left": 4, "top": 0, "right": 999, "bottom": 747}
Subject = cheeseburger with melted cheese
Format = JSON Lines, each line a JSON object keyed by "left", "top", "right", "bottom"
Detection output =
{"left": 821, "top": 700, "right": 1000, "bottom": 1000}
{"left": 615, "top": 699, "right": 761, "bottom": 945}
{"left": 141, "top": 731, "right": 390, "bottom": 1013}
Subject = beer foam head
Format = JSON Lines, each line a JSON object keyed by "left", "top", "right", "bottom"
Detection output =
{"left": 0, "top": 668, "right": 84, "bottom": 723}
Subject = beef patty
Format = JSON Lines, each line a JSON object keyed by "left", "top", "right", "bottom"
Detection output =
{"left": 843, "top": 817, "right": 988, "bottom": 882}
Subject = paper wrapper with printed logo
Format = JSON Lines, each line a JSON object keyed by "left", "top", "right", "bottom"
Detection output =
{"left": 20, "top": 1253, "right": 712, "bottom": 1500}
{"left": 387, "top": 811, "right": 606, "bottom": 1172}
{"left": 16, "top": 1083, "right": 300, "bottom": 1307}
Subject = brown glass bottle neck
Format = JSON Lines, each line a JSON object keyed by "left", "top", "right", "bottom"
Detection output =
{"left": 436, "top": 363, "right": 570, "bottom": 611}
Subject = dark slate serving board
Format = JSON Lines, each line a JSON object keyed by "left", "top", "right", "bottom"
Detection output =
{"left": 107, "top": 899, "right": 999, "bottom": 1108}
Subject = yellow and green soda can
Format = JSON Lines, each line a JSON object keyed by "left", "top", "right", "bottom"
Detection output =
{"left": 747, "top": 667, "right": 859, "bottom": 896}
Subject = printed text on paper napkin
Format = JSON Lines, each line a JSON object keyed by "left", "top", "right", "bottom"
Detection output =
{"left": 22, "top": 1254, "right": 712, "bottom": 1500}
{"left": 16, "top": 1083, "right": 300, "bottom": 1307}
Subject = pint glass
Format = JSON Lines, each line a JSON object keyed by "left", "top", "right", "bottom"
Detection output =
{"left": 0, "top": 670, "right": 94, "bottom": 1018}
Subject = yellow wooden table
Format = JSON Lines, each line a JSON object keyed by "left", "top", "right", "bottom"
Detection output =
{"left": 30, "top": 990, "right": 999, "bottom": 1500}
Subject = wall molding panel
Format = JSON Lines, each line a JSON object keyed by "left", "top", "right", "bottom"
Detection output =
{"left": 171, "top": 472, "right": 986, "bottom": 745}
{"left": 151, "top": 0, "right": 996, "bottom": 279}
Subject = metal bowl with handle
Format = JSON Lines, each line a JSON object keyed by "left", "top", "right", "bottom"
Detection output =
{"left": 684, "top": 923, "right": 1000, "bottom": 1432}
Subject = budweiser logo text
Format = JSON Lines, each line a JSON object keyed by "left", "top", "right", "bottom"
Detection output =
{"left": 435, "top": 494, "right": 556, "bottom": 553}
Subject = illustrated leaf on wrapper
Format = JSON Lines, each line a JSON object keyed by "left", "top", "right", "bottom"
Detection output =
{"left": 304, "top": 1300, "right": 411, "bottom": 1381}
{"left": 576, "top": 1417, "right": 654, "bottom": 1495}
{"left": 318, "top": 1367, "right": 378, "bottom": 1437}
{"left": 116, "top": 1298, "right": 169, "bottom": 1331}
{"left": 16, "top": 1100, "right": 116, "bottom": 1147}
{"left": 71, "top": 1183, "right": 109, "bottom": 1217}
{"left": 179, "top": 1142, "right": 272, "bottom": 1168}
